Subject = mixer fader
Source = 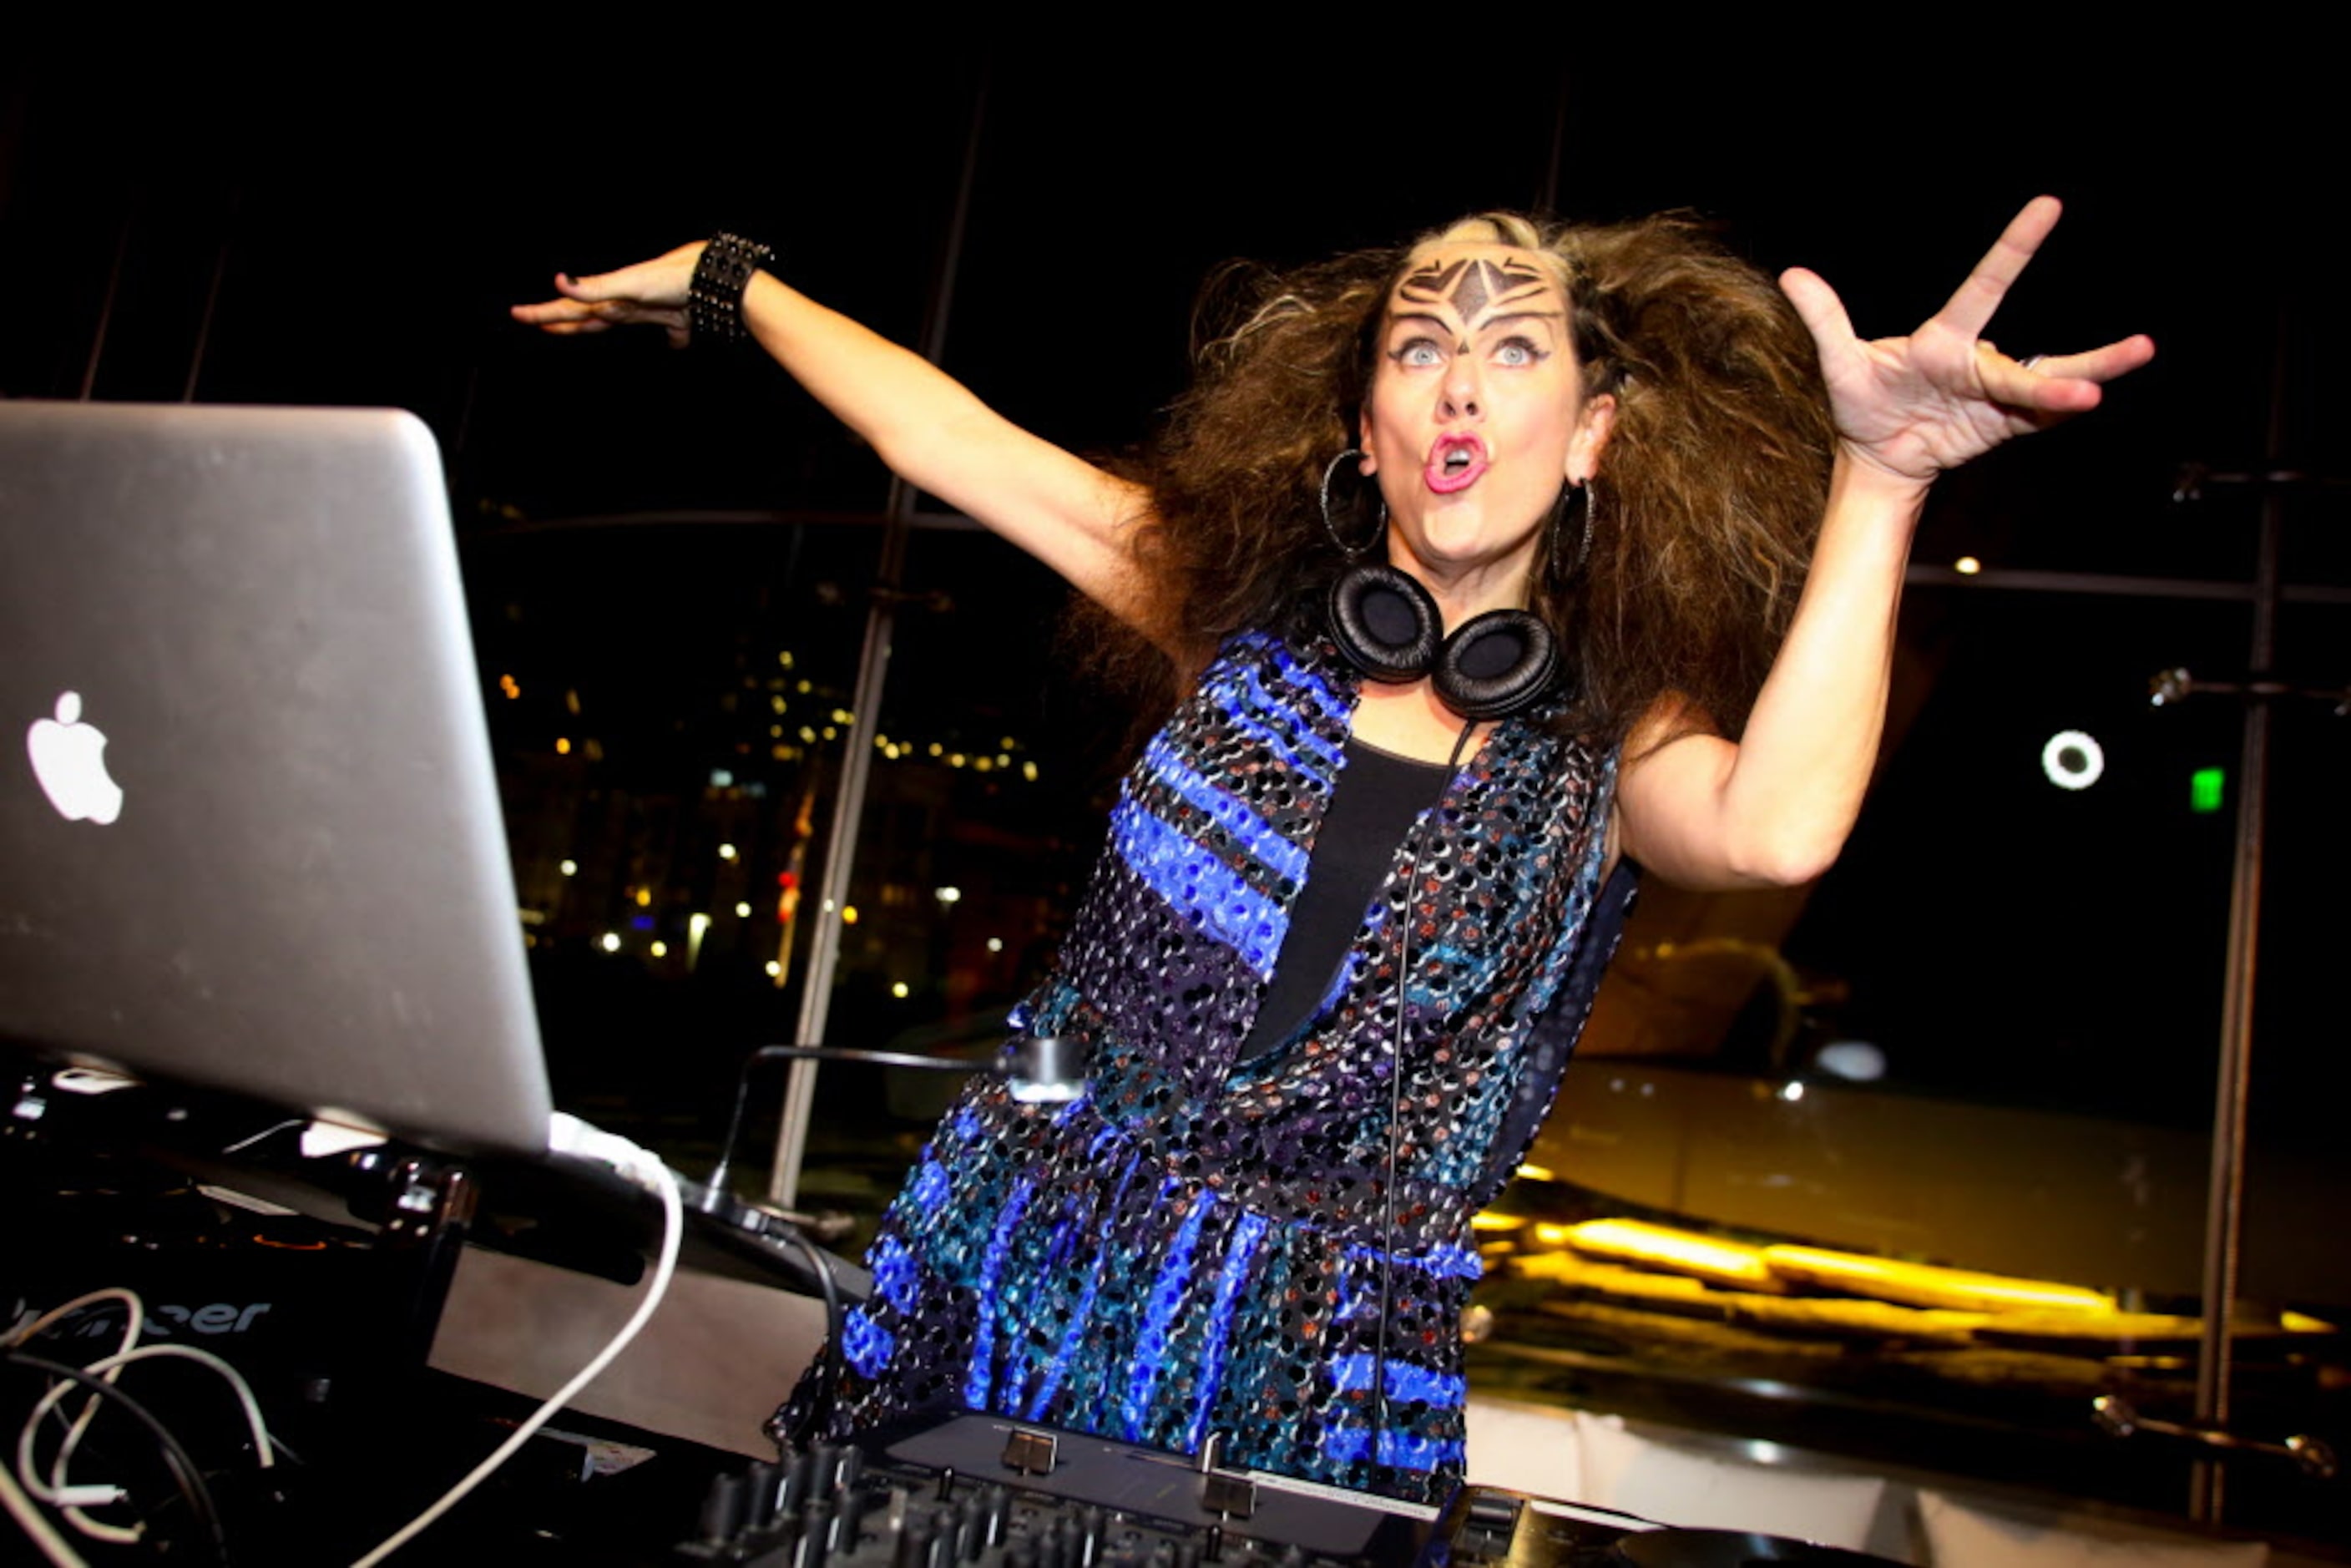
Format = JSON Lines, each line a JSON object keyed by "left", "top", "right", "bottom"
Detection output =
{"left": 672, "top": 1412, "right": 1891, "bottom": 1567}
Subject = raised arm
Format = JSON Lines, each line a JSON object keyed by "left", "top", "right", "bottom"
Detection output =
{"left": 1615, "top": 198, "right": 2156, "bottom": 890}
{"left": 513, "top": 245, "right": 1158, "bottom": 632}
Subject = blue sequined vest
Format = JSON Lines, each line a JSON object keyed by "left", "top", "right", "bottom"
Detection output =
{"left": 822, "top": 628, "right": 1621, "bottom": 1502}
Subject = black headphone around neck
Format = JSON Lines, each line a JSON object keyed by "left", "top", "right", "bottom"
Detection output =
{"left": 1325, "top": 564, "right": 1558, "bottom": 721}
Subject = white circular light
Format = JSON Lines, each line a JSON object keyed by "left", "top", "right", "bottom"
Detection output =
{"left": 599, "top": 933, "right": 621, "bottom": 953}
{"left": 559, "top": 859, "right": 578, "bottom": 877}
{"left": 735, "top": 901, "right": 753, "bottom": 918}
{"left": 2042, "top": 729, "right": 2105, "bottom": 790}
{"left": 1815, "top": 1040, "right": 1886, "bottom": 1082}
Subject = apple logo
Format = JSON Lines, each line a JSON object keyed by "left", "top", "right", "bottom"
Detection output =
{"left": 27, "top": 691, "right": 124, "bottom": 825}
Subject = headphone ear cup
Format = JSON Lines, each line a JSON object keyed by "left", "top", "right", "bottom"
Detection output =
{"left": 1433, "top": 610, "right": 1558, "bottom": 721}
{"left": 1327, "top": 564, "right": 1441, "bottom": 684}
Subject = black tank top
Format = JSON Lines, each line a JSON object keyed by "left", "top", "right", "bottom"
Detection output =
{"left": 1236, "top": 737, "right": 1451, "bottom": 1060}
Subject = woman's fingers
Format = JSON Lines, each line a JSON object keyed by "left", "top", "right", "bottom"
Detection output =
{"left": 511, "top": 245, "right": 701, "bottom": 336}
{"left": 1975, "top": 334, "right": 2157, "bottom": 417}
{"left": 1778, "top": 266, "right": 1860, "bottom": 366}
{"left": 2014, "top": 334, "right": 2159, "bottom": 389}
{"left": 1933, "top": 196, "right": 2064, "bottom": 341}
{"left": 508, "top": 291, "right": 596, "bottom": 326}
{"left": 511, "top": 281, "right": 689, "bottom": 341}
{"left": 554, "top": 265, "right": 648, "bottom": 302}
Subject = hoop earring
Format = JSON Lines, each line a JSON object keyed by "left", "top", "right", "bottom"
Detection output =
{"left": 1550, "top": 477, "right": 1597, "bottom": 584}
{"left": 1320, "top": 449, "right": 1387, "bottom": 559}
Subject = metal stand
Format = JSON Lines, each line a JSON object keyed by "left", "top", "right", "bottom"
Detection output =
{"left": 771, "top": 71, "right": 991, "bottom": 1209}
{"left": 2153, "top": 307, "right": 2345, "bottom": 1522}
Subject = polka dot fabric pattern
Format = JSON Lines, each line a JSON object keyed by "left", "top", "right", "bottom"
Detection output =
{"left": 817, "top": 629, "right": 1618, "bottom": 1503}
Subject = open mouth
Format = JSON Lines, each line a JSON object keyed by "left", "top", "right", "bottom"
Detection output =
{"left": 1425, "top": 435, "right": 1489, "bottom": 494}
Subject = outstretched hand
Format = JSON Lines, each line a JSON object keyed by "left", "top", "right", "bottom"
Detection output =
{"left": 1780, "top": 198, "right": 2155, "bottom": 487}
{"left": 509, "top": 243, "right": 706, "bottom": 347}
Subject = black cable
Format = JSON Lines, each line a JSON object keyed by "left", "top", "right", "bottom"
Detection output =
{"left": 709, "top": 1042, "right": 977, "bottom": 1201}
{"left": 698, "top": 1039, "right": 958, "bottom": 1442}
{"left": 773, "top": 1222, "right": 846, "bottom": 1444}
{"left": 1369, "top": 717, "right": 1479, "bottom": 1485}
{"left": 6, "top": 1351, "right": 230, "bottom": 1568}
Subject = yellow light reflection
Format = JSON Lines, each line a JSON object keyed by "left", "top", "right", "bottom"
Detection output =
{"left": 554, "top": 737, "right": 571, "bottom": 755}
{"left": 842, "top": 905, "right": 858, "bottom": 924}
{"left": 891, "top": 981, "right": 909, "bottom": 999}
{"left": 1762, "top": 1245, "right": 2116, "bottom": 1313}
{"left": 1565, "top": 1219, "right": 1778, "bottom": 1290}
{"left": 650, "top": 940, "right": 668, "bottom": 959}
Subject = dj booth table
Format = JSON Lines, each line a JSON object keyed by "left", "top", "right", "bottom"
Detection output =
{"left": 8, "top": 1059, "right": 1908, "bottom": 1566}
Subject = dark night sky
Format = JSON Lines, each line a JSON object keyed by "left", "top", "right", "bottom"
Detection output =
{"left": 3, "top": 41, "right": 2342, "bottom": 1131}
{"left": 8, "top": 40, "right": 2337, "bottom": 497}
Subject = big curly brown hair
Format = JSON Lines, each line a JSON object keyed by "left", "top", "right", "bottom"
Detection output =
{"left": 1094, "top": 211, "right": 1837, "bottom": 749}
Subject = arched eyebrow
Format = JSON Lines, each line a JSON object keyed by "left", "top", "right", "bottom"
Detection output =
{"left": 1397, "top": 255, "right": 1551, "bottom": 321}
{"left": 1383, "top": 311, "right": 1451, "bottom": 338}
{"left": 1379, "top": 308, "right": 1565, "bottom": 356}
{"left": 1473, "top": 310, "right": 1566, "bottom": 334}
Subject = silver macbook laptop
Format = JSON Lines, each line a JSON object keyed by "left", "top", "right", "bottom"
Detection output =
{"left": 1, "top": 401, "right": 552, "bottom": 1156}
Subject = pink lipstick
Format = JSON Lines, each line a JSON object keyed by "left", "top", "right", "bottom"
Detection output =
{"left": 1425, "top": 434, "right": 1489, "bottom": 494}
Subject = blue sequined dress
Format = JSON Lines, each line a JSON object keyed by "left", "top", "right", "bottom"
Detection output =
{"left": 818, "top": 627, "right": 1627, "bottom": 1503}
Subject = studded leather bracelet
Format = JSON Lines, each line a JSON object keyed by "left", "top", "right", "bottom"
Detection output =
{"left": 687, "top": 232, "right": 774, "bottom": 346}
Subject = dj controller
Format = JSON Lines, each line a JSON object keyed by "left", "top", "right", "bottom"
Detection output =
{"left": 673, "top": 1413, "right": 1897, "bottom": 1567}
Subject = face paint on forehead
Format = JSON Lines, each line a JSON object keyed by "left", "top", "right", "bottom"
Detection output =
{"left": 1396, "top": 253, "right": 1554, "bottom": 325}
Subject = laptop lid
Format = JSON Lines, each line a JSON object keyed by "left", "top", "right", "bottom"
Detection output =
{"left": 1, "top": 401, "right": 551, "bottom": 1156}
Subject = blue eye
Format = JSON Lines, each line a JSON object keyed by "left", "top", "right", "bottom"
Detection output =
{"left": 1391, "top": 338, "right": 1443, "bottom": 369}
{"left": 1494, "top": 337, "right": 1546, "bottom": 367}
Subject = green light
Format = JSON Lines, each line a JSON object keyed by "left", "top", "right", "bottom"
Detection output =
{"left": 2191, "top": 767, "right": 2225, "bottom": 814}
